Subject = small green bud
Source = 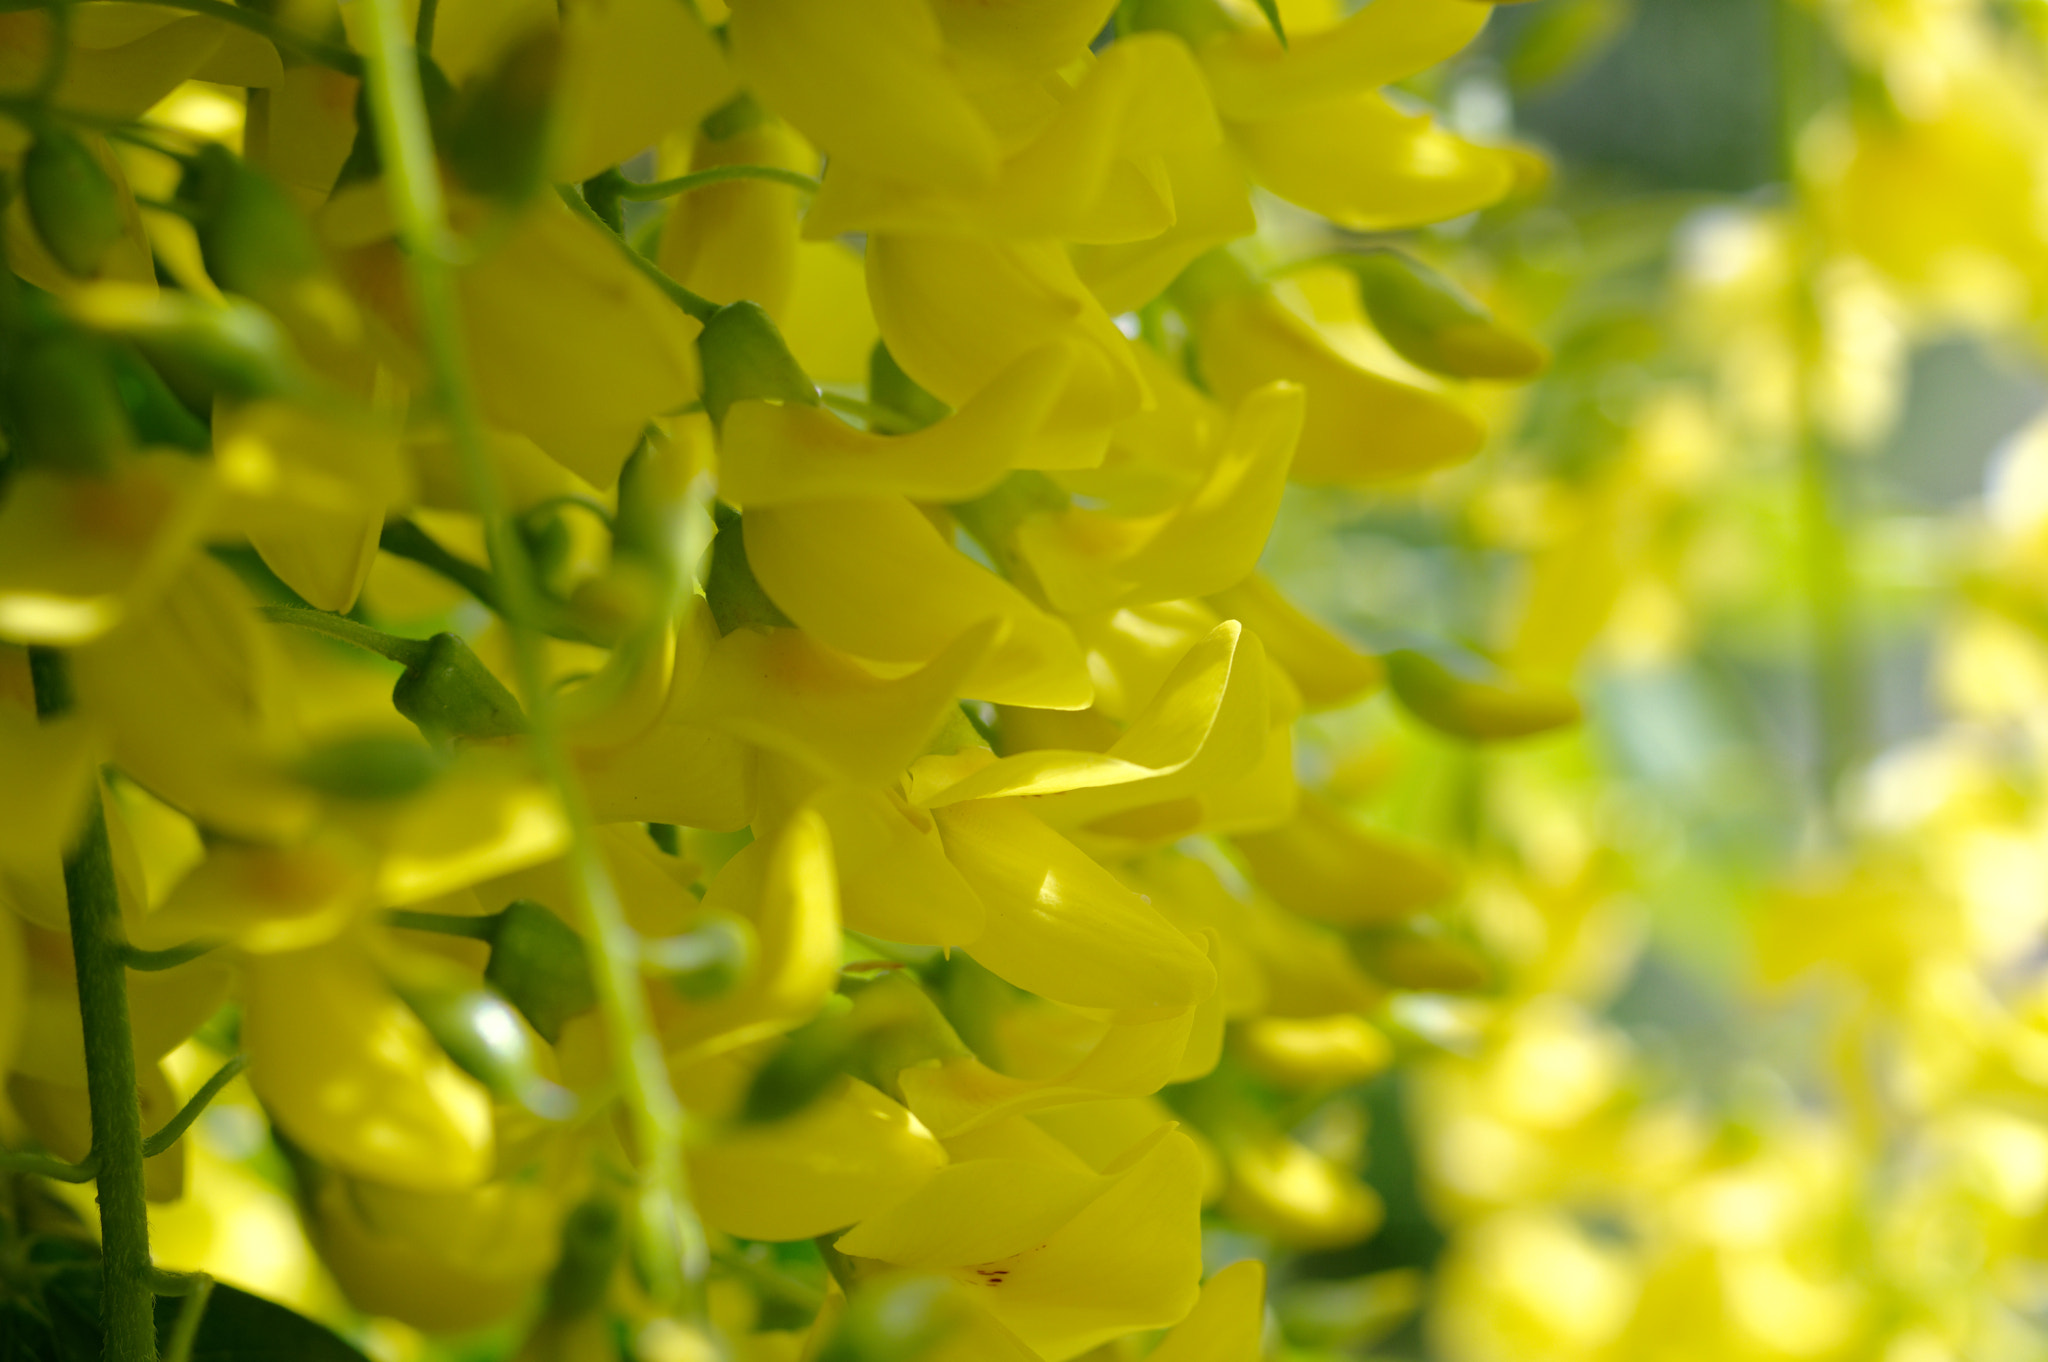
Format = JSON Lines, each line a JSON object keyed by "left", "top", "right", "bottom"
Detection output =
{"left": 541, "top": 1198, "right": 625, "bottom": 1322}
{"left": 446, "top": 28, "right": 562, "bottom": 204}
{"left": 703, "top": 503, "right": 794, "bottom": 635}
{"left": 1, "top": 329, "right": 131, "bottom": 474}
{"left": 1384, "top": 647, "right": 1580, "bottom": 742}
{"left": 295, "top": 733, "right": 446, "bottom": 800}
{"left": 698, "top": 301, "right": 818, "bottom": 428}
{"left": 1340, "top": 250, "right": 1549, "bottom": 380}
{"left": 816, "top": 1276, "right": 964, "bottom": 1362}
{"left": 642, "top": 913, "right": 753, "bottom": 1000}
{"left": 23, "top": 129, "right": 125, "bottom": 279}
{"left": 867, "top": 342, "right": 950, "bottom": 433}
{"left": 66, "top": 288, "right": 300, "bottom": 400}
{"left": 180, "top": 144, "right": 327, "bottom": 309}
{"left": 741, "top": 995, "right": 857, "bottom": 1125}
{"left": 391, "top": 633, "right": 528, "bottom": 744}
{"left": 485, "top": 899, "right": 597, "bottom": 1044}
{"left": 395, "top": 974, "right": 570, "bottom": 1117}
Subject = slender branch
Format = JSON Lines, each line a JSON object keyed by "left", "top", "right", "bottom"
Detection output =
{"left": 0, "top": 0, "right": 368, "bottom": 76}
{"left": 378, "top": 518, "right": 503, "bottom": 613}
{"left": 257, "top": 605, "right": 430, "bottom": 666}
{"left": 120, "top": 939, "right": 218, "bottom": 971}
{"left": 142, "top": 1056, "right": 247, "bottom": 1160}
{"left": 158, "top": 1273, "right": 215, "bottom": 1362}
{"left": 387, "top": 908, "right": 503, "bottom": 940}
{"left": 30, "top": 648, "right": 158, "bottom": 1362}
{"left": 359, "top": 0, "right": 706, "bottom": 1313}
{"left": 0, "top": 1148, "right": 99, "bottom": 1183}
{"left": 615, "top": 164, "right": 822, "bottom": 201}
{"left": 554, "top": 184, "right": 718, "bottom": 322}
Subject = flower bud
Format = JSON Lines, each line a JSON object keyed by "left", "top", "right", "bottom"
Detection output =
{"left": 66, "top": 286, "right": 300, "bottom": 400}
{"left": 296, "top": 733, "right": 447, "bottom": 800}
{"left": 179, "top": 144, "right": 327, "bottom": 309}
{"left": 1339, "top": 250, "right": 1548, "bottom": 380}
{"left": 390, "top": 633, "right": 528, "bottom": 744}
{"left": 394, "top": 974, "right": 569, "bottom": 1118}
{"left": 697, "top": 301, "right": 817, "bottom": 429}
{"left": 1383, "top": 647, "right": 1579, "bottom": 741}
{"left": 22, "top": 128, "right": 125, "bottom": 279}
{"left": 484, "top": 899, "right": 597, "bottom": 1045}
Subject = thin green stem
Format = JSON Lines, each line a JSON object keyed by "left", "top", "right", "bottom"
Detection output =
{"left": 257, "top": 605, "right": 430, "bottom": 666}
{"left": 0, "top": 0, "right": 365, "bottom": 76}
{"left": 158, "top": 1273, "right": 213, "bottom": 1362}
{"left": 120, "top": 940, "right": 218, "bottom": 972}
{"left": 377, "top": 519, "right": 503, "bottom": 613}
{"left": 29, "top": 648, "right": 156, "bottom": 1362}
{"left": 141, "top": 1056, "right": 246, "bottom": 1160}
{"left": 615, "top": 164, "right": 822, "bottom": 201}
{"left": 359, "top": 0, "right": 705, "bottom": 1313}
{"left": 387, "top": 908, "right": 503, "bottom": 941}
{"left": 555, "top": 184, "right": 718, "bottom": 323}
{"left": 0, "top": 1149, "right": 98, "bottom": 1183}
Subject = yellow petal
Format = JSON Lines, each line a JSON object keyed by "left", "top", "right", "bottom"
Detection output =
{"left": 1017, "top": 381, "right": 1302, "bottom": 613}
{"left": 835, "top": 1155, "right": 1112, "bottom": 1267}
{"left": 1231, "top": 795, "right": 1455, "bottom": 926}
{"left": 867, "top": 234, "right": 1149, "bottom": 467}
{"left": 1235, "top": 1015, "right": 1393, "bottom": 1089}
{"left": 0, "top": 700, "right": 98, "bottom": 897}
{"left": 0, "top": 908, "right": 21, "bottom": 1076}
{"left": 1072, "top": 139, "right": 1257, "bottom": 315}
{"left": 779, "top": 240, "right": 878, "bottom": 387}
{"left": 690, "top": 1077, "right": 947, "bottom": 1241}
{"left": 242, "top": 934, "right": 495, "bottom": 1191}
{"left": 684, "top": 622, "right": 995, "bottom": 786}
{"left": 1221, "top": 1132, "right": 1383, "bottom": 1249}
{"left": 928, "top": 0, "right": 1118, "bottom": 82}
{"left": 1208, "top": 574, "right": 1381, "bottom": 710}
{"left": 554, "top": 0, "right": 737, "bottom": 183}
{"left": 721, "top": 346, "right": 1072, "bottom": 506}
{"left": 744, "top": 496, "right": 1093, "bottom": 710}
{"left": 354, "top": 750, "right": 571, "bottom": 906}
{"left": 0, "top": 454, "right": 216, "bottom": 646}
{"left": 130, "top": 839, "right": 372, "bottom": 955}
{"left": 1147, "top": 1259, "right": 1266, "bottom": 1362}
{"left": 668, "top": 809, "right": 840, "bottom": 1058}
{"left": 1195, "top": 290, "right": 1483, "bottom": 484}
{"left": 727, "top": 0, "right": 1000, "bottom": 193}
{"left": 934, "top": 799, "right": 1214, "bottom": 1010}
{"left": 1197, "top": 0, "right": 1492, "bottom": 120}
{"left": 802, "top": 783, "right": 987, "bottom": 948}
{"left": 656, "top": 119, "right": 813, "bottom": 317}
{"left": 1231, "top": 90, "right": 1516, "bottom": 232}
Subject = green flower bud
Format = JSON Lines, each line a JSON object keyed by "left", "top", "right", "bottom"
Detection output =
{"left": 66, "top": 288, "right": 300, "bottom": 400}
{"left": 484, "top": 899, "right": 597, "bottom": 1045}
{"left": 394, "top": 974, "right": 570, "bottom": 1117}
{"left": 540, "top": 1198, "right": 624, "bottom": 1322}
{"left": 704, "top": 503, "right": 795, "bottom": 635}
{"left": 867, "top": 341, "right": 950, "bottom": 433}
{"left": 179, "top": 144, "right": 326, "bottom": 309}
{"left": 1338, "top": 251, "right": 1549, "bottom": 381}
{"left": 641, "top": 913, "right": 753, "bottom": 1000}
{"left": 1, "top": 329, "right": 132, "bottom": 474}
{"left": 295, "top": 733, "right": 447, "bottom": 801}
{"left": 697, "top": 301, "right": 818, "bottom": 429}
{"left": 23, "top": 129, "right": 125, "bottom": 279}
{"left": 1384, "top": 647, "right": 1580, "bottom": 742}
{"left": 390, "top": 633, "right": 528, "bottom": 744}
{"left": 446, "top": 28, "right": 562, "bottom": 205}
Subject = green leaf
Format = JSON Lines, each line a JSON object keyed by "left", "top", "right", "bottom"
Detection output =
{"left": 1250, "top": 0, "right": 1287, "bottom": 46}
{"left": 151, "top": 1284, "right": 372, "bottom": 1362}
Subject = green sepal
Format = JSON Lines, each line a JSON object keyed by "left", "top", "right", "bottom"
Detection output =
{"left": 697, "top": 301, "right": 818, "bottom": 429}
{"left": 484, "top": 898, "right": 598, "bottom": 1044}
{"left": 867, "top": 342, "right": 950, "bottom": 434}
{"left": 22, "top": 129, "right": 125, "bottom": 279}
{"left": 390, "top": 632, "right": 528, "bottom": 744}
{"left": 178, "top": 145, "right": 327, "bottom": 310}
{"left": 704, "top": 503, "right": 795, "bottom": 634}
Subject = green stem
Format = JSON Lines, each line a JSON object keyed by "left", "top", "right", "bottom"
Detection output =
{"left": 377, "top": 519, "right": 504, "bottom": 614}
{"left": 358, "top": 0, "right": 705, "bottom": 1312}
{"left": 615, "top": 164, "right": 822, "bottom": 201}
{"left": 0, "top": 1149, "right": 98, "bottom": 1182}
{"left": 554, "top": 184, "right": 719, "bottom": 323}
{"left": 120, "top": 940, "right": 218, "bottom": 972}
{"left": 29, "top": 648, "right": 157, "bottom": 1362}
{"left": 387, "top": 908, "right": 503, "bottom": 941}
{"left": 257, "top": 605, "right": 430, "bottom": 666}
{"left": 141, "top": 1056, "right": 246, "bottom": 1160}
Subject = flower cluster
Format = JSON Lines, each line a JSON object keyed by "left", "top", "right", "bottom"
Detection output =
{"left": 0, "top": 1, "right": 1557, "bottom": 1360}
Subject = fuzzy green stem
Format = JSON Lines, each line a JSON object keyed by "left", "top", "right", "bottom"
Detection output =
{"left": 357, "top": 0, "right": 704, "bottom": 1311}
{"left": 615, "top": 164, "right": 822, "bottom": 201}
{"left": 30, "top": 648, "right": 156, "bottom": 1362}
{"left": 0, "top": 1149, "right": 98, "bottom": 1182}
{"left": 142, "top": 1056, "right": 246, "bottom": 1160}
